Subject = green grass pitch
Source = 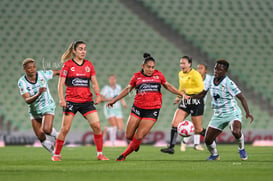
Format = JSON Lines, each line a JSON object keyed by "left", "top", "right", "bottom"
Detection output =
{"left": 0, "top": 145, "right": 273, "bottom": 181}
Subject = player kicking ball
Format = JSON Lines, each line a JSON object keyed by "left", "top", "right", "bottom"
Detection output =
{"left": 201, "top": 60, "right": 253, "bottom": 161}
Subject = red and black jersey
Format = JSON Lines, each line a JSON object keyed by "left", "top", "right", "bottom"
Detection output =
{"left": 60, "top": 59, "right": 96, "bottom": 103}
{"left": 129, "top": 70, "right": 167, "bottom": 109}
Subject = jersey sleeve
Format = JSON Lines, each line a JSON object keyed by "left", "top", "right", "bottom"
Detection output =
{"left": 228, "top": 80, "right": 241, "bottom": 96}
{"left": 159, "top": 71, "right": 167, "bottom": 84}
{"left": 204, "top": 75, "right": 212, "bottom": 91}
{"left": 40, "top": 70, "right": 53, "bottom": 80}
{"left": 129, "top": 74, "right": 137, "bottom": 87}
{"left": 178, "top": 72, "right": 183, "bottom": 92}
{"left": 60, "top": 62, "right": 69, "bottom": 78}
{"left": 89, "top": 62, "right": 96, "bottom": 76}
{"left": 18, "top": 79, "right": 28, "bottom": 95}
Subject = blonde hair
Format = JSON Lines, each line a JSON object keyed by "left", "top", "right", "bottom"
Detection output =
{"left": 61, "top": 40, "right": 85, "bottom": 63}
{"left": 22, "top": 58, "right": 35, "bottom": 68}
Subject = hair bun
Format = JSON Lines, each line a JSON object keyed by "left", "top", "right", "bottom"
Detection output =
{"left": 143, "top": 53, "right": 151, "bottom": 59}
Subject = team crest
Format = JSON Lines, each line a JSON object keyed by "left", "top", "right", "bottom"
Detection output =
{"left": 71, "top": 67, "right": 75, "bottom": 71}
{"left": 221, "top": 85, "right": 225, "bottom": 91}
{"left": 63, "top": 70, "right": 67, "bottom": 76}
{"left": 40, "top": 79, "right": 45, "bottom": 85}
{"left": 85, "top": 66, "right": 90, "bottom": 72}
{"left": 153, "top": 75, "right": 159, "bottom": 79}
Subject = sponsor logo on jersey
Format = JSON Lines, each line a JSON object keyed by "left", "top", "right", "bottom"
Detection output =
{"left": 72, "top": 78, "right": 89, "bottom": 86}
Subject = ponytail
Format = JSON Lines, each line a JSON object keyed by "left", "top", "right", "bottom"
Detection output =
{"left": 61, "top": 40, "right": 86, "bottom": 63}
{"left": 61, "top": 42, "right": 73, "bottom": 63}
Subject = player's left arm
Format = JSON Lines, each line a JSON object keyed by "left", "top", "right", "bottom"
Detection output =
{"left": 163, "top": 82, "right": 190, "bottom": 99}
{"left": 52, "top": 70, "right": 60, "bottom": 76}
{"left": 91, "top": 75, "right": 101, "bottom": 105}
{"left": 236, "top": 93, "right": 254, "bottom": 123}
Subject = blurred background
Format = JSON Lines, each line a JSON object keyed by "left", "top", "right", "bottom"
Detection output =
{"left": 0, "top": 0, "right": 272, "bottom": 145}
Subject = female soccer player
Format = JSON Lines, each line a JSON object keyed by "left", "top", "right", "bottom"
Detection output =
{"left": 18, "top": 58, "right": 59, "bottom": 154}
{"left": 161, "top": 56, "right": 205, "bottom": 154}
{"left": 51, "top": 40, "right": 108, "bottom": 161}
{"left": 180, "top": 63, "right": 212, "bottom": 151}
{"left": 101, "top": 74, "right": 128, "bottom": 147}
{"left": 203, "top": 60, "right": 253, "bottom": 160}
{"left": 107, "top": 53, "right": 185, "bottom": 161}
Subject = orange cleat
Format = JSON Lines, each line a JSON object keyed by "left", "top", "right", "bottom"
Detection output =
{"left": 97, "top": 154, "right": 109, "bottom": 161}
{"left": 51, "top": 155, "right": 62, "bottom": 161}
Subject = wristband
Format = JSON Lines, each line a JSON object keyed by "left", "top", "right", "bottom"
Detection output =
{"left": 95, "top": 93, "right": 101, "bottom": 96}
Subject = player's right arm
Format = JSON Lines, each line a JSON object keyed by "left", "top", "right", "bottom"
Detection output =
{"left": 58, "top": 76, "right": 66, "bottom": 107}
{"left": 107, "top": 85, "right": 134, "bottom": 108}
{"left": 22, "top": 87, "right": 46, "bottom": 104}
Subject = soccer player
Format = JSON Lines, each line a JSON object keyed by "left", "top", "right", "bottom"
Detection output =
{"left": 18, "top": 58, "right": 59, "bottom": 154}
{"left": 180, "top": 63, "right": 212, "bottom": 151}
{"left": 101, "top": 74, "right": 128, "bottom": 147}
{"left": 51, "top": 40, "right": 108, "bottom": 161}
{"left": 107, "top": 53, "right": 185, "bottom": 161}
{"left": 203, "top": 60, "right": 253, "bottom": 160}
{"left": 161, "top": 56, "right": 206, "bottom": 154}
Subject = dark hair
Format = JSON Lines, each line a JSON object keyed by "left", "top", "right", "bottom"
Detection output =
{"left": 198, "top": 63, "right": 208, "bottom": 70}
{"left": 216, "top": 59, "right": 229, "bottom": 71}
{"left": 182, "top": 56, "right": 192, "bottom": 67}
{"left": 143, "top": 53, "right": 155, "bottom": 64}
{"left": 72, "top": 40, "right": 85, "bottom": 50}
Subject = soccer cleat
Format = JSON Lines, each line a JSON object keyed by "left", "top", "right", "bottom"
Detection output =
{"left": 116, "top": 155, "right": 125, "bottom": 161}
{"left": 194, "top": 144, "right": 204, "bottom": 151}
{"left": 239, "top": 149, "right": 248, "bottom": 160}
{"left": 160, "top": 147, "right": 175, "bottom": 154}
{"left": 51, "top": 155, "right": 62, "bottom": 161}
{"left": 207, "top": 154, "right": 220, "bottom": 161}
{"left": 97, "top": 154, "right": 109, "bottom": 161}
{"left": 180, "top": 142, "right": 186, "bottom": 152}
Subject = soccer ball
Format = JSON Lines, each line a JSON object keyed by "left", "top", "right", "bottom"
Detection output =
{"left": 177, "top": 120, "right": 195, "bottom": 137}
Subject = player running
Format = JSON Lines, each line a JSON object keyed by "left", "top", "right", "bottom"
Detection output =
{"left": 18, "top": 58, "right": 60, "bottom": 154}
{"left": 161, "top": 56, "right": 206, "bottom": 154}
{"left": 180, "top": 63, "right": 212, "bottom": 151}
{"left": 202, "top": 59, "right": 253, "bottom": 160}
{"left": 51, "top": 40, "right": 108, "bottom": 161}
{"left": 107, "top": 53, "right": 185, "bottom": 161}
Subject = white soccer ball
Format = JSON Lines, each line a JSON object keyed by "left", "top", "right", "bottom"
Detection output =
{"left": 177, "top": 120, "right": 195, "bottom": 137}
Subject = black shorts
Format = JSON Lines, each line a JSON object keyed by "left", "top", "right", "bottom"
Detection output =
{"left": 178, "top": 98, "right": 204, "bottom": 116}
{"left": 130, "top": 104, "right": 160, "bottom": 121}
{"left": 63, "top": 101, "right": 97, "bottom": 116}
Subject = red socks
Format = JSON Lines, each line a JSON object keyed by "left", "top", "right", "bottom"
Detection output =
{"left": 94, "top": 134, "right": 103, "bottom": 152}
{"left": 54, "top": 139, "right": 64, "bottom": 155}
{"left": 122, "top": 136, "right": 142, "bottom": 157}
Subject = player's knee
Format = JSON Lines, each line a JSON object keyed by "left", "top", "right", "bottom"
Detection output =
{"left": 61, "top": 127, "right": 70, "bottom": 136}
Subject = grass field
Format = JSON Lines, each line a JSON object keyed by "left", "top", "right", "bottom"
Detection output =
{"left": 0, "top": 145, "right": 273, "bottom": 181}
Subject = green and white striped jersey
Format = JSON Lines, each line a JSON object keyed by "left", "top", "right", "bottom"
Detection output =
{"left": 204, "top": 76, "right": 241, "bottom": 114}
{"left": 18, "top": 70, "right": 55, "bottom": 115}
